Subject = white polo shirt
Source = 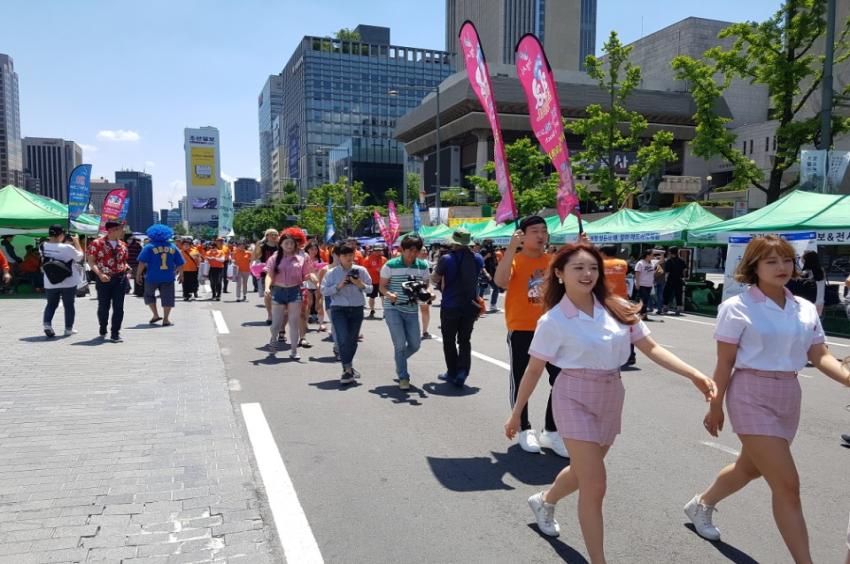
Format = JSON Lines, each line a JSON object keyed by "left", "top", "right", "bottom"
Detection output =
{"left": 714, "top": 286, "right": 825, "bottom": 372}
{"left": 529, "top": 295, "right": 650, "bottom": 370}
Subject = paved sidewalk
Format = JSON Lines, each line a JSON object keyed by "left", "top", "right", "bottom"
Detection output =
{"left": 0, "top": 294, "right": 279, "bottom": 563}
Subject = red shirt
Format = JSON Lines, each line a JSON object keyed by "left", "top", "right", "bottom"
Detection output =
{"left": 0, "top": 250, "right": 8, "bottom": 273}
{"left": 87, "top": 237, "right": 129, "bottom": 276}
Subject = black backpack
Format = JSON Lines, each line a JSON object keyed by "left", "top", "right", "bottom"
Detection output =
{"left": 40, "top": 244, "right": 74, "bottom": 284}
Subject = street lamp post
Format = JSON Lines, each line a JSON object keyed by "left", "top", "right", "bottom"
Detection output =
{"left": 389, "top": 84, "right": 442, "bottom": 225}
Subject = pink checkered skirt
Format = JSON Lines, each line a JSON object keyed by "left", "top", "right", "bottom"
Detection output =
{"left": 725, "top": 369, "right": 801, "bottom": 443}
{"left": 552, "top": 368, "right": 625, "bottom": 446}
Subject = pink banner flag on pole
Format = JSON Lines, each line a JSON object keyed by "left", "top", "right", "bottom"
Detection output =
{"left": 98, "top": 188, "right": 129, "bottom": 235}
{"left": 387, "top": 201, "right": 400, "bottom": 246}
{"left": 459, "top": 21, "right": 517, "bottom": 223}
{"left": 373, "top": 210, "right": 390, "bottom": 243}
{"left": 515, "top": 34, "right": 581, "bottom": 226}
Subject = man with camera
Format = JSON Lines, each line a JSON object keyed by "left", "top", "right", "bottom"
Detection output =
{"left": 431, "top": 228, "right": 484, "bottom": 387}
{"left": 379, "top": 235, "right": 431, "bottom": 390}
{"left": 321, "top": 243, "right": 372, "bottom": 386}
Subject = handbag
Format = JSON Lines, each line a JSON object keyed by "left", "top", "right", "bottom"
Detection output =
{"left": 226, "top": 263, "right": 237, "bottom": 280}
{"left": 199, "top": 261, "right": 210, "bottom": 277}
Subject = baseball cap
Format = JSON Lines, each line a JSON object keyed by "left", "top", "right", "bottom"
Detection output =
{"left": 48, "top": 224, "right": 65, "bottom": 237}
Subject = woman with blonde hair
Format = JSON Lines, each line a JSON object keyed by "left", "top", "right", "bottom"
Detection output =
{"left": 505, "top": 242, "right": 715, "bottom": 562}
{"left": 685, "top": 235, "right": 850, "bottom": 562}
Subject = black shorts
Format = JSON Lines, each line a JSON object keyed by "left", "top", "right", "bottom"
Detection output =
{"left": 368, "top": 283, "right": 381, "bottom": 299}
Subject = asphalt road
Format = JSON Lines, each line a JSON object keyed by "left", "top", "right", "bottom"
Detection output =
{"left": 210, "top": 288, "right": 850, "bottom": 564}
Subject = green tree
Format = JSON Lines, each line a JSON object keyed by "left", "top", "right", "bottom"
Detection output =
{"left": 233, "top": 182, "right": 302, "bottom": 239}
{"left": 299, "top": 177, "right": 370, "bottom": 238}
{"left": 333, "top": 28, "right": 361, "bottom": 41}
{"left": 672, "top": 0, "right": 850, "bottom": 203}
{"left": 567, "top": 31, "right": 677, "bottom": 209}
{"left": 383, "top": 187, "right": 399, "bottom": 204}
{"left": 173, "top": 223, "right": 187, "bottom": 236}
{"left": 466, "top": 137, "right": 560, "bottom": 216}
{"left": 405, "top": 172, "right": 422, "bottom": 207}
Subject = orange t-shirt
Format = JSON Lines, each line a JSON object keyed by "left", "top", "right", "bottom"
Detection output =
{"left": 232, "top": 249, "right": 252, "bottom": 272}
{"left": 320, "top": 248, "right": 331, "bottom": 264}
{"left": 181, "top": 249, "right": 199, "bottom": 272}
{"left": 206, "top": 248, "right": 226, "bottom": 268}
{"left": 20, "top": 254, "right": 40, "bottom": 274}
{"left": 603, "top": 258, "right": 629, "bottom": 299}
{"left": 505, "top": 252, "right": 552, "bottom": 331}
{"left": 362, "top": 254, "right": 387, "bottom": 283}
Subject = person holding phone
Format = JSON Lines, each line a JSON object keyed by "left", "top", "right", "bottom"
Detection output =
{"left": 41, "top": 225, "right": 84, "bottom": 337}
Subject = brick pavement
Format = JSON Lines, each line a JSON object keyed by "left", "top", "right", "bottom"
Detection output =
{"left": 0, "top": 294, "right": 279, "bottom": 563}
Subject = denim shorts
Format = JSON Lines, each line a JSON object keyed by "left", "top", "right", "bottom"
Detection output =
{"left": 271, "top": 285, "right": 302, "bottom": 305}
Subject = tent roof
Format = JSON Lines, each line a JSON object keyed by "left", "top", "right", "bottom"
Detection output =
{"left": 551, "top": 203, "right": 722, "bottom": 244}
{"left": 688, "top": 191, "right": 850, "bottom": 245}
{"left": 0, "top": 185, "right": 100, "bottom": 235}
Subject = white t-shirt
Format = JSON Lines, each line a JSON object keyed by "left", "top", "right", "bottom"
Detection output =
{"left": 529, "top": 295, "right": 651, "bottom": 370}
{"left": 714, "top": 286, "right": 825, "bottom": 371}
{"left": 634, "top": 259, "right": 656, "bottom": 288}
{"left": 41, "top": 242, "right": 84, "bottom": 289}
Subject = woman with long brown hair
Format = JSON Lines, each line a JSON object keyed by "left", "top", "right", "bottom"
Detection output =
{"left": 685, "top": 235, "right": 850, "bottom": 562}
{"left": 505, "top": 242, "right": 715, "bottom": 563}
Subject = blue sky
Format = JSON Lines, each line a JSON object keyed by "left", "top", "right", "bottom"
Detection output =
{"left": 6, "top": 0, "right": 783, "bottom": 210}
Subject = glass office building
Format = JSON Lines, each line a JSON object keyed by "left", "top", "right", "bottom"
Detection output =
{"left": 278, "top": 25, "right": 453, "bottom": 203}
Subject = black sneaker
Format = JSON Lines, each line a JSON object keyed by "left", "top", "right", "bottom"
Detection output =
{"left": 842, "top": 434, "right": 850, "bottom": 444}
{"left": 110, "top": 334, "right": 123, "bottom": 343}
{"left": 421, "top": 332, "right": 432, "bottom": 340}
{"left": 43, "top": 327, "right": 55, "bottom": 338}
{"left": 352, "top": 368, "right": 361, "bottom": 379}
{"left": 340, "top": 371, "right": 355, "bottom": 385}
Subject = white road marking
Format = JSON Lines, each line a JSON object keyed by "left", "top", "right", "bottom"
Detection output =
{"left": 211, "top": 310, "right": 229, "bottom": 334}
{"left": 700, "top": 441, "right": 740, "bottom": 457}
{"left": 228, "top": 378, "right": 242, "bottom": 391}
{"left": 432, "top": 336, "right": 510, "bottom": 370}
{"left": 241, "top": 403, "right": 324, "bottom": 564}
{"left": 663, "top": 315, "right": 849, "bottom": 347}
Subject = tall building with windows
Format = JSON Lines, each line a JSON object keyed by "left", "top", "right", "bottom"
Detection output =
{"left": 0, "top": 54, "right": 24, "bottom": 188}
{"left": 257, "top": 75, "right": 284, "bottom": 198}
{"left": 444, "top": 0, "right": 592, "bottom": 71}
{"left": 234, "top": 177, "right": 261, "bottom": 204}
{"left": 22, "top": 137, "right": 82, "bottom": 202}
{"left": 183, "top": 127, "right": 221, "bottom": 227}
{"left": 276, "top": 24, "right": 453, "bottom": 202}
{"left": 115, "top": 170, "right": 154, "bottom": 232}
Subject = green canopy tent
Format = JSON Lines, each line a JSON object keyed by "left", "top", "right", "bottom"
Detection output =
{"left": 458, "top": 220, "right": 496, "bottom": 236}
{"left": 550, "top": 203, "right": 722, "bottom": 245}
{"left": 687, "top": 191, "right": 850, "bottom": 246}
{"left": 400, "top": 224, "right": 455, "bottom": 245}
{"left": 0, "top": 185, "right": 100, "bottom": 236}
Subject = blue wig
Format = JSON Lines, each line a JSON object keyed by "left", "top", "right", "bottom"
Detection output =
{"left": 145, "top": 224, "right": 174, "bottom": 244}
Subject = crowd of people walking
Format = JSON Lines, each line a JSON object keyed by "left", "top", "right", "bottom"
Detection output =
{"left": 4, "top": 216, "right": 850, "bottom": 563}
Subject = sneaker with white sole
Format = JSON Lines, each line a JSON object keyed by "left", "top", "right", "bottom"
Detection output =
{"left": 528, "top": 492, "right": 560, "bottom": 537}
{"left": 43, "top": 324, "right": 55, "bottom": 338}
{"left": 63, "top": 328, "right": 77, "bottom": 337}
{"left": 518, "top": 429, "right": 542, "bottom": 453}
{"left": 398, "top": 378, "right": 411, "bottom": 390}
{"left": 684, "top": 495, "right": 721, "bottom": 541}
{"left": 538, "top": 430, "right": 569, "bottom": 458}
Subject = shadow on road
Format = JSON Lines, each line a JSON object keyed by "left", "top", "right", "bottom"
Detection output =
{"left": 526, "top": 524, "right": 589, "bottom": 563}
{"left": 426, "top": 445, "right": 566, "bottom": 492}
{"left": 307, "top": 355, "right": 338, "bottom": 364}
{"left": 69, "top": 337, "right": 109, "bottom": 346}
{"left": 309, "top": 379, "right": 362, "bottom": 391}
{"left": 241, "top": 321, "right": 271, "bottom": 327}
{"left": 682, "top": 524, "right": 759, "bottom": 563}
{"left": 18, "top": 335, "right": 52, "bottom": 343}
{"left": 368, "top": 384, "right": 428, "bottom": 406}
{"left": 250, "top": 354, "right": 289, "bottom": 366}
{"left": 420, "top": 381, "right": 480, "bottom": 397}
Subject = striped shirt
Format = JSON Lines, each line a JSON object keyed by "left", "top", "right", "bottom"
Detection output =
{"left": 380, "top": 257, "right": 429, "bottom": 313}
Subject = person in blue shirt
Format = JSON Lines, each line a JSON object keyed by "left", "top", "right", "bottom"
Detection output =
{"left": 136, "top": 224, "right": 185, "bottom": 326}
{"left": 431, "top": 228, "right": 484, "bottom": 386}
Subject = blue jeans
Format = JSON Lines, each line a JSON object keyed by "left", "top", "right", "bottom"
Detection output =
{"left": 43, "top": 286, "right": 77, "bottom": 329}
{"left": 384, "top": 308, "right": 421, "bottom": 379}
{"left": 330, "top": 306, "right": 364, "bottom": 369}
{"left": 654, "top": 281, "right": 665, "bottom": 312}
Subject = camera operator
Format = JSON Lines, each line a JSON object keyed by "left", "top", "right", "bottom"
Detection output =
{"left": 431, "top": 228, "right": 484, "bottom": 387}
{"left": 321, "top": 243, "right": 371, "bottom": 386}
{"left": 379, "top": 235, "right": 431, "bottom": 390}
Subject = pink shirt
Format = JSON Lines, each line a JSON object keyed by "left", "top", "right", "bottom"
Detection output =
{"left": 265, "top": 252, "right": 311, "bottom": 288}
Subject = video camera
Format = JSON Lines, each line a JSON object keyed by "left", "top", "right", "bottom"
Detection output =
{"left": 401, "top": 276, "right": 432, "bottom": 304}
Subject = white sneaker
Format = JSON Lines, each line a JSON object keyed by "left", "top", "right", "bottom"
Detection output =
{"left": 518, "top": 430, "right": 542, "bottom": 453}
{"left": 63, "top": 328, "right": 77, "bottom": 337}
{"left": 684, "top": 495, "right": 721, "bottom": 541}
{"left": 538, "top": 430, "right": 569, "bottom": 458}
{"left": 528, "top": 492, "right": 560, "bottom": 537}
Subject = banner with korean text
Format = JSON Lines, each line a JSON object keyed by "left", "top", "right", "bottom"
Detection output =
{"left": 459, "top": 21, "right": 516, "bottom": 223}
{"left": 515, "top": 34, "right": 580, "bottom": 225}
{"left": 98, "top": 189, "right": 129, "bottom": 235}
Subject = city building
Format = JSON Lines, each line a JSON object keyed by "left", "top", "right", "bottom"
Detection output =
{"left": 394, "top": 65, "right": 725, "bottom": 208}
{"left": 183, "top": 127, "right": 222, "bottom": 227}
{"left": 166, "top": 208, "right": 181, "bottom": 227}
{"left": 257, "top": 75, "right": 284, "bottom": 198}
{"left": 115, "top": 170, "right": 154, "bottom": 232}
{"left": 275, "top": 24, "right": 454, "bottom": 202}
{"left": 89, "top": 178, "right": 126, "bottom": 215}
{"left": 160, "top": 209, "right": 169, "bottom": 225}
{"left": 21, "top": 137, "right": 83, "bottom": 202}
{"left": 444, "top": 0, "right": 593, "bottom": 71}
{"left": 234, "top": 177, "right": 261, "bottom": 204}
{"left": 0, "top": 54, "right": 23, "bottom": 188}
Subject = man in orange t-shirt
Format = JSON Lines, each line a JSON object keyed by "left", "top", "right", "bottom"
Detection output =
{"left": 179, "top": 239, "right": 200, "bottom": 300}
{"left": 600, "top": 244, "right": 637, "bottom": 366}
{"left": 494, "top": 215, "right": 566, "bottom": 458}
{"left": 363, "top": 245, "right": 388, "bottom": 318}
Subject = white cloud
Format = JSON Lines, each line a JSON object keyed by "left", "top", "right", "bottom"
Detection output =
{"left": 144, "top": 160, "right": 156, "bottom": 169}
{"left": 79, "top": 143, "right": 98, "bottom": 153}
{"left": 96, "top": 129, "right": 141, "bottom": 142}
{"left": 169, "top": 179, "right": 185, "bottom": 192}
{"left": 221, "top": 172, "right": 237, "bottom": 183}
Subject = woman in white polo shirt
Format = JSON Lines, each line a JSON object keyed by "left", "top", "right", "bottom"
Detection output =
{"left": 684, "top": 235, "right": 850, "bottom": 561}
{"left": 504, "top": 242, "right": 715, "bottom": 562}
